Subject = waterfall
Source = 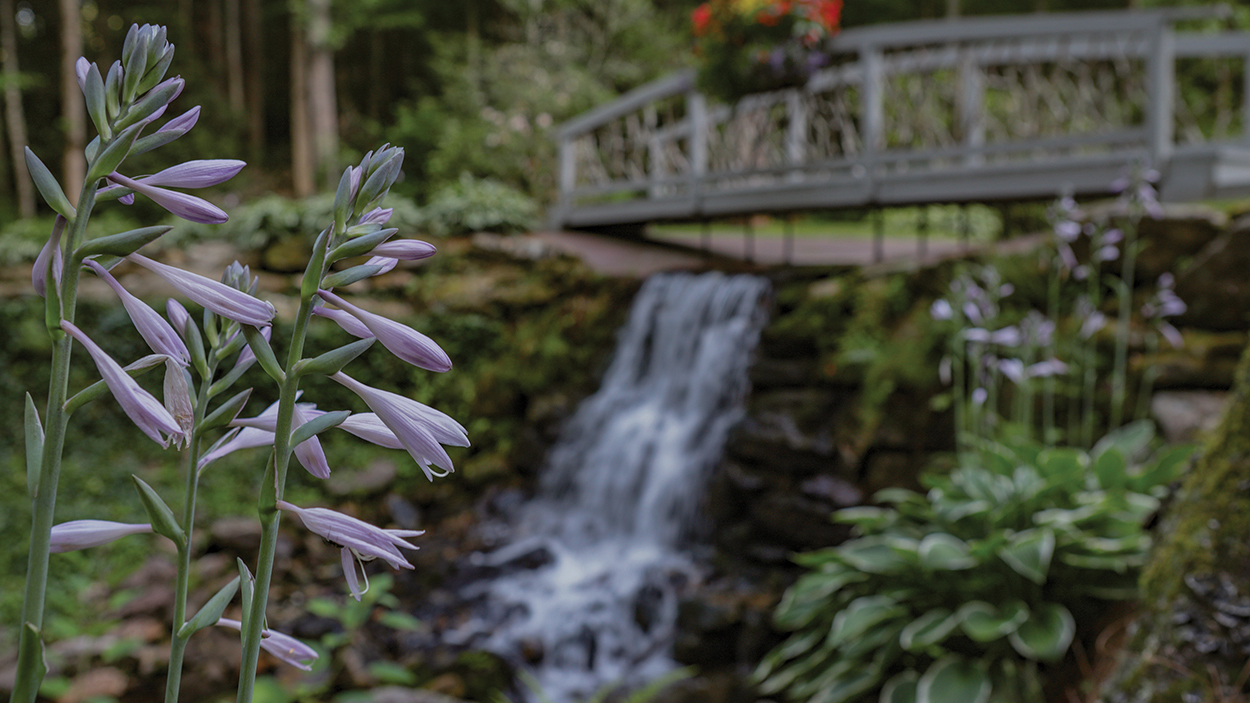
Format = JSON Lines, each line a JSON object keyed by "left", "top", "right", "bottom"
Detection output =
{"left": 458, "top": 271, "right": 771, "bottom": 702}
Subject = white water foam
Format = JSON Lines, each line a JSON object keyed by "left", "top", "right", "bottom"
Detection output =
{"left": 459, "top": 271, "right": 770, "bottom": 702}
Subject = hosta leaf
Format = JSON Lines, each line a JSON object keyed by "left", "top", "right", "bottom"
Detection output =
{"left": 1035, "top": 447, "right": 1087, "bottom": 484}
{"left": 880, "top": 670, "right": 919, "bottom": 703}
{"left": 899, "top": 608, "right": 960, "bottom": 650}
{"left": 838, "top": 537, "right": 912, "bottom": 574}
{"left": 828, "top": 595, "right": 906, "bottom": 648}
{"left": 917, "top": 655, "right": 991, "bottom": 703}
{"left": 775, "top": 569, "right": 867, "bottom": 629}
{"left": 1058, "top": 551, "right": 1143, "bottom": 571}
{"left": 999, "top": 528, "right": 1054, "bottom": 584}
{"left": 1093, "top": 447, "right": 1127, "bottom": 492}
{"left": 1132, "top": 443, "right": 1196, "bottom": 490}
{"left": 805, "top": 667, "right": 881, "bottom": 703}
{"left": 919, "top": 533, "right": 976, "bottom": 570}
{"left": 1092, "top": 419, "right": 1154, "bottom": 462}
{"left": 958, "top": 600, "right": 1029, "bottom": 642}
{"left": 1008, "top": 602, "right": 1075, "bottom": 662}
{"left": 833, "top": 506, "right": 897, "bottom": 532}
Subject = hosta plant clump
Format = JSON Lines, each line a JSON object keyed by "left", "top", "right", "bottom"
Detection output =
{"left": 755, "top": 420, "right": 1193, "bottom": 703}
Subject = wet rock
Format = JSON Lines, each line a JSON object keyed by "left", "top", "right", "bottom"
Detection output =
{"left": 1175, "top": 214, "right": 1250, "bottom": 330}
{"left": 1151, "top": 390, "right": 1229, "bottom": 443}
{"left": 747, "top": 491, "right": 851, "bottom": 550}
{"left": 725, "top": 412, "right": 842, "bottom": 475}
{"left": 799, "top": 473, "right": 862, "bottom": 507}
{"left": 1136, "top": 204, "right": 1227, "bottom": 285}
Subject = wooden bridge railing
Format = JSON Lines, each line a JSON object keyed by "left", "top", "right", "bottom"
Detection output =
{"left": 552, "top": 6, "right": 1250, "bottom": 230}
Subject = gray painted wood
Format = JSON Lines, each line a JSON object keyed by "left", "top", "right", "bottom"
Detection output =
{"left": 550, "top": 6, "right": 1250, "bottom": 231}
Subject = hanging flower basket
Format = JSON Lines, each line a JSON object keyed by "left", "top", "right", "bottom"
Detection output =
{"left": 692, "top": 0, "right": 843, "bottom": 104}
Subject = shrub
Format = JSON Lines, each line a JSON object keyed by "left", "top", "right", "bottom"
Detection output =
{"left": 419, "top": 173, "right": 540, "bottom": 236}
{"left": 755, "top": 421, "right": 1193, "bottom": 703}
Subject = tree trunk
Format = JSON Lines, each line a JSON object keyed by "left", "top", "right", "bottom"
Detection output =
{"left": 1097, "top": 337, "right": 1250, "bottom": 702}
{"left": 243, "top": 0, "right": 265, "bottom": 163}
{"left": 1, "top": 0, "right": 33, "bottom": 217}
{"left": 60, "top": 0, "right": 84, "bottom": 203}
{"left": 224, "top": 0, "right": 245, "bottom": 114}
{"left": 289, "top": 12, "right": 313, "bottom": 197}
{"left": 305, "top": 0, "right": 337, "bottom": 190}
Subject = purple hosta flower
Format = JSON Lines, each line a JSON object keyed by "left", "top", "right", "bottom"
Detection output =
{"left": 964, "top": 326, "right": 1021, "bottom": 348}
{"left": 357, "top": 207, "right": 393, "bottom": 227}
{"left": 225, "top": 398, "right": 331, "bottom": 479}
{"left": 50, "top": 520, "right": 153, "bottom": 553}
{"left": 999, "top": 358, "right": 1068, "bottom": 385}
{"left": 163, "top": 358, "right": 195, "bottom": 444}
{"left": 930, "top": 299, "right": 953, "bottom": 321}
{"left": 311, "top": 304, "right": 372, "bottom": 338}
{"left": 331, "top": 372, "right": 468, "bottom": 480}
{"left": 74, "top": 57, "right": 90, "bottom": 91}
{"left": 215, "top": 618, "right": 318, "bottom": 671}
{"left": 276, "top": 500, "right": 424, "bottom": 601}
{"left": 126, "top": 253, "right": 276, "bottom": 327}
{"left": 32, "top": 216, "right": 65, "bottom": 297}
{"left": 938, "top": 356, "right": 953, "bottom": 385}
{"left": 364, "top": 256, "right": 399, "bottom": 276}
{"left": 61, "top": 320, "right": 185, "bottom": 448}
{"left": 86, "top": 259, "right": 190, "bottom": 366}
{"left": 1079, "top": 308, "right": 1107, "bottom": 340}
{"left": 366, "top": 239, "right": 436, "bottom": 262}
{"left": 338, "top": 413, "right": 403, "bottom": 449}
{"left": 157, "top": 105, "right": 200, "bottom": 136}
{"left": 166, "top": 298, "right": 192, "bottom": 338}
{"left": 971, "top": 387, "right": 988, "bottom": 406}
{"left": 316, "top": 289, "right": 451, "bottom": 372}
{"left": 106, "top": 166, "right": 231, "bottom": 225}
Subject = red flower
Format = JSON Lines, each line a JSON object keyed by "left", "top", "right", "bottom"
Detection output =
{"left": 816, "top": 0, "right": 842, "bottom": 32}
{"left": 692, "top": 3, "right": 713, "bottom": 36}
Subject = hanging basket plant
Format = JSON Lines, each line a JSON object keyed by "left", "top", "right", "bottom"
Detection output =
{"left": 691, "top": 0, "right": 843, "bottom": 104}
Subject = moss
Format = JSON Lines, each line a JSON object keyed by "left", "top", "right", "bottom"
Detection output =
{"left": 1099, "top": 337, "right": 1250, "bottom": 702}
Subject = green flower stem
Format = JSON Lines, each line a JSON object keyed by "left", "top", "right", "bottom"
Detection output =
{"left": 11, "top": 181, "right": 99, "bottom": 703}
{"left": 1043, "top": 266, "right": 1060, "bottom": 442}
{"left": 236, "top": 292, "right": 318, "bottom": 703}
{"left": 165, "top": 355, "right": 220, "bottom": 703}
{"left": 1109, "top": 220, "right": 1138, "bottom": 431}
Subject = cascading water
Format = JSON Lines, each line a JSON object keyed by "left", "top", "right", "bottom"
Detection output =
{"left": 456, "top": 271, "right": 771, "bottom": 702}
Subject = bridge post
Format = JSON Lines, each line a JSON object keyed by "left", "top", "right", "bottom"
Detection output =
{"left": 958, "top": 48, "right": 984, "bottom": 167}
{"left": 688, "top": 90, "right": 708, "bottom": 214}
{"left": 555, "top": 135, "right": 575, "bottom": 230}
{"left": 1146, "top": 20, "right": 1175, "bottom": 163}
{"left": 862, "top": 46, "right": 884, "bottom": 185}
{"left": 786, "top": 89, "right": 806, "bottom": 183}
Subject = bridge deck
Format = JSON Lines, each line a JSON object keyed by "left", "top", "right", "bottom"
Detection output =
{"left": 552, "top": 7, "right": 1250, "bottom": 230}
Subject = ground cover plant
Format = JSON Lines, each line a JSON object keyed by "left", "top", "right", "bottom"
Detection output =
{"left": 9, "top": 24, "right": 467, "bottom": 703}
{"left": 756, "top": 168, "right": 1198, "bottom": 703}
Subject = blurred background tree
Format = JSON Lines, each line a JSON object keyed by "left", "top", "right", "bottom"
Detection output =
{"left": 0, "top": 0, "right": 1198, "bottom": 222}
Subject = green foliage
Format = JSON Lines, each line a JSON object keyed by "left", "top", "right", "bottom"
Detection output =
{"left": 499, "top": 666, "right": 695, "bottom": 703}
{"left": 756, "top": 421, "right": 1194, "bottom": 703}
{"left": 419, "top": 173, "right": 539, "bottom": 236}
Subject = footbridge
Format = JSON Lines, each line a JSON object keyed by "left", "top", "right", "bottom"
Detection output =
{"left": 551, "top": 6, "right": 1250, "bottom": 231}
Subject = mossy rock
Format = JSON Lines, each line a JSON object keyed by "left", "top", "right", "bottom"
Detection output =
{"left": 1097, "top": 339, "right": 1250, "bottom": 702}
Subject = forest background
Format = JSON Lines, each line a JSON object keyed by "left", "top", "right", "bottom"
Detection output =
{"left": 0, "top": 0, "right": 1184, "bottom": 227}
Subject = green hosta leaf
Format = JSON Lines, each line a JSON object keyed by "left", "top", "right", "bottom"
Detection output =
{"left": 131, "top": 475, "right": 186, "bottom": 548}
{"left": 1008, "top": 602, "right": 1075, "bottom": 662}
{"left": 917, "top": 656, "right": 991, "bottom": 703}
{"left": 833, "top": 506, "right": 897, "bottom": 532}
{"left": 828, "top": 595, "right": 906, "bottom": 648}
{"left": 1132, "top": 443, "right": 1196, "bottom": 491}
{"left": 1035, "top": 447, "right": 1087, "bottom": 485}
{"left": 837, "top": 536, "right": 912, "bottom": 574}
{"left": 918, "top": 533, "right": 976, "bottom": 570}
{"left": 759, "top": 647, "right": 844, "bottom": 696}
{"left": 958, "top": 600, "right": 1028, "bottom": 642}
{"left": 933, "top": 498, "right": 992, "bottom": 524}
{"left": 775, "top": 568, "right": 867, "bottom": 629}
{"left": 880, "top": 670, "right": 919, "bottom": 703}
{"left": 796, "top": 665, "right": 880, "bottom": 703}
{"left": 999, "top": 528, "right": 1054, "bottom": 584}
{"left": 899, "top": 608, "right": 961, "bottom": 650}
{"left": 178, "top": 576, "right": 240, "bottom": 639}
{"left": 1093, "top": 447, "right": 1127, "bottom": 492}
{"left": 1058, "top": 551, "right": 1143, "bottom": 572}
{"left": 1092, "top": 419, "right": 1154, "bottom": 462}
